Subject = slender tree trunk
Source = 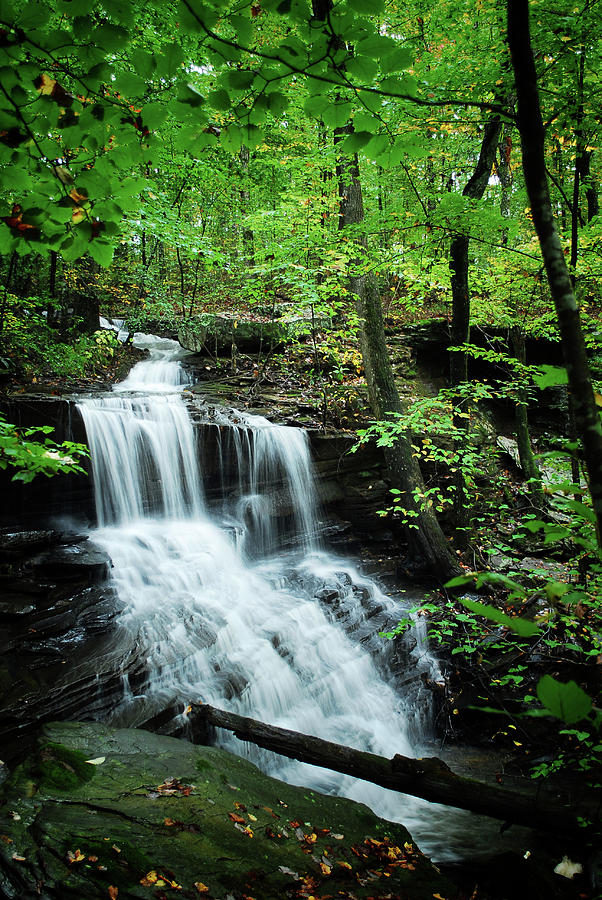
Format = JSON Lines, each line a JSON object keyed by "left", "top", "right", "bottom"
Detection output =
{"left": 239, "top": 144, "right": 254, "bottom": 268}
{"left": 569, "top": 51, "right": 585, "bottom": 277}
{"left": 581, "top": 150, "right": 599, "bottom": 221}
{"left": 508, "top": 0, "right": 602, "bottom": 544}
{"left": 449, "top": 116, "right": 502, "bottom": 546}
{"left": 509, "top": 326, "right": 545, "bottom": 507}
{"left": 336, "top": 143, "right": 461, "bottom": 579}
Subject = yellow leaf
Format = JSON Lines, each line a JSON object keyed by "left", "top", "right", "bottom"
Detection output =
{"left": 108, "top": 888, "right": 119, "bottom": 900}
{"left": 140, "top": 871, "right": 158, "bottom": 886}
{"left": 194, "top": 884, "right": 210, "bottom": 894}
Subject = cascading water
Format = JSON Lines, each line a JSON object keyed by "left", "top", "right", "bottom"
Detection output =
{"left": 77, "top": 332, "right": 498, "bottom": 862}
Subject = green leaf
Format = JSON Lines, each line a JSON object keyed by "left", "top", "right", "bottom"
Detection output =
{"left": 142, "top": 102, "right": 168, "bottom": 130}
{"left": 347, "top": 0, "right": 385, "bottom": 15}
{"left": 88, "top": 240, "right": 115, "bottom": 267}
{"left": 561, "top": 498, "right": 596, "bottom": 525}
{"left": 230, "top": 15, "right": 252, "bottom": 44}
{"left": 228, "top": 69, "right": 255, "bottom": 91}
{"left": 115, "top": 71, "right": 147, "bottom": 99}
{"left": 356, "top": 35, "right": 396, "bottom": 59}
{"left": 459, "top": 597, "right": 540, "bottom": 637}
{"left": 303, "top": 94, "right": 330, "bottom": 119}
{"left": 267, "top": 91, "right": 287, "bottom": 117}
{"left": 208, "top": 89, "right": 231, "bottom": 111}
{"left": 533, "top": 364, "right": 569, "bottom": 389}
{"left": 92, "top": 24, "right": 129, "bottom": 52}
{"left": 322, "top": 101, "right": 353, "bottom": 129}
{"left": 536, "top": 675, "right": 592, "bottom": 724}
{"left": 346, "top": 56, "right": 379, "bottom": 83}
{"left": 340, "top": 131, "right": 372, "bottom": 153}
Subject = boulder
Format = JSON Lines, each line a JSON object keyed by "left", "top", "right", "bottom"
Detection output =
{"left": 179, "top": 313, "right": 331, "bottom": 356}
{"left": 0, "top": 721, "right": 457, "bottom": 899}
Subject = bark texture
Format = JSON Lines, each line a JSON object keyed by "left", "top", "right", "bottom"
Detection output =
{"left": 336, "top": 146, "right": 460, "bottom": 579}
{"left": 189, "top": 703, "right": 596, "bottom": 836}
{"left": 508, "top": 0, "right": 602, "bottom": 543}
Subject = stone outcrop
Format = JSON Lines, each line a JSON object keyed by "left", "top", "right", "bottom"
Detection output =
{"left": 0, "top": 721, "right": 457, "bottom": 899}
{"left": 0, "top": 530, "right": 126, "bottom": 761}
{"left": 179, "top": 312, "right": 330, "bottom": 356}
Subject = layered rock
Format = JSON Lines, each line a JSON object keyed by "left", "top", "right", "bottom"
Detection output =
{"left": 0, "top": 721, "right": 456, "bottom": 899}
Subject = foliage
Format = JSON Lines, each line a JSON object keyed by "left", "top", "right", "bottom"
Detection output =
{"left": 0, "top": 414, "right": 88, "bottom": 482}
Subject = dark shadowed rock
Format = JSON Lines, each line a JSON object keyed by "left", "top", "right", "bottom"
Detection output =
{"left": 0, "top": 721, "right": 458, "bottom": 900}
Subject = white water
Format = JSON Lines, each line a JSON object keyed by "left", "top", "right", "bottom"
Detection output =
{"left": 77, "top": 333, "right": 496, "bottom": 862}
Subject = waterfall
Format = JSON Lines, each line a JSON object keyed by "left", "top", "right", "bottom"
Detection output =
{"left": 77, "top": 333, "right": 481, "bottom": 862}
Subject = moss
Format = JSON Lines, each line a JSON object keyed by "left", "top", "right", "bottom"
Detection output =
{"left": 195, "top": 758, "right": 214, "bottom": 773}
{"left": 33, "top": 742, "right": 96, "bottom": 792}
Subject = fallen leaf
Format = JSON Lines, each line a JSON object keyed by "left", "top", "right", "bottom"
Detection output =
{"left": 85, "top": 756, "right": 106, "bottom": 765}
{"left": 67, "top": 849, "right": 85, "bottom": 864}
{"left": 319, "top": 862, "right": 332, "bottom": 875}
{"left": 194, "top": 884, "right": 209, "bottom": 894}
{"left": 108, "top": 887, "right": 118, "bottom": 899}
{"left": 140, "top": 871, "right": 158, "bottom": 886}
{"left": 278, "top": 865, "right": 299, "bottom": 879}
{"left": 111, "top": 844, "right": 121, "bottom": 854}
{"left": 164, "top": 818, "right": 176, "bottom": 826}
{"left": 228, "top": 812, "right": 245, "bottom": 824}
{"left": 0, "top": 835, "right": 13, "bottom": 844}
{"left": 332, "top": 833, "right": 344, "bottom": 840}
{"left": 11, "top": 853, "right": 26, "bottom": 862}
{"left": 248, "top": 813, "right": 257, "bottom": 822}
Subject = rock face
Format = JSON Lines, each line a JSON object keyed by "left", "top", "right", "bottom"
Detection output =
{"left": 0, "top": 531, "right": 126, "bottom": 762}
{"left": 179, "top": 313, "right": 330, "bottom": 356}
{"left": 0, "top": 721, "right": 458, "bottom": 899}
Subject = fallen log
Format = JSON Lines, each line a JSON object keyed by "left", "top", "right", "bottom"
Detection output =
{"left": 186, "top": 702, "right": 599, "bottom": 836}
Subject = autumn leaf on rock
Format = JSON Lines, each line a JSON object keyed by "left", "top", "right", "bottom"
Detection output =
{"left": 278, "top": 865, "right": 299, "bottom": 879}
{"left": 228, "top": 812, "right": 246, "bottom": 824}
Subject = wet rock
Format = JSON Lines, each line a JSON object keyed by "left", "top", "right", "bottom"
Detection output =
{"left": 28, "top": 543, "right": 111, "bottom": 583}
{"left": 179, "top": 313, "right": 331, "bottom": 356}
{"left": 0, "top": 721, "right": 458, "bottom": 900}
{"left": 0, "top": 532, "right": 125, "bottom": 762}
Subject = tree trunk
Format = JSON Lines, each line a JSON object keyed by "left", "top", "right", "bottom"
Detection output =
{"left": 449, "top": 116, "right": 502, "bottom": 546}
{"left": 508, "top": 0, "right": 602, "bottom": 544}
{"left": 239, "top": 144, "right": 255, "bottom": 268}
{"left": 509, "top": 326, "right": 545, "bottom": 508}
{"left": 336, "top": 142, "right": 461, "bottom": 579}
{"left": 186, "top": 703, "right": 596, "bottom": 836}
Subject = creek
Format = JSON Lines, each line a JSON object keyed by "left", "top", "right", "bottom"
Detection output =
{"left": 73, "top": 332, "right": 526, "bottom": 864}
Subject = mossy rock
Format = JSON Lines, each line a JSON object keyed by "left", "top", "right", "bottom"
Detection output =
{"left": 179, "top": 313, "right": 331, "bottom": 355}
{"left": 0, "top": 721, "right": 458, "bottom": 899}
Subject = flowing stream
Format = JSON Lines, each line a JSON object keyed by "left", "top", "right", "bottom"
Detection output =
{"left": 77, "top": 332, "right": 507, "bottom": 862}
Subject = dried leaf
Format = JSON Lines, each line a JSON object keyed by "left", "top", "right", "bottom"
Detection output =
{"left": 228, "top": 812, "right": 245, "bottom": 824}
{"left": 85, "top": 756, "right": 106, "bottom": 765}
{"left": 108, "top": 887, "right": 118, "bottom": 899}
{"left": 194, "top": 884, "right": 209, "bottom": 894}
{"left": 278, "top": 865, "right": 299, "bottom": 879}
{"left": 319, "top": 862, "right": 332, "bottom": 875}
{"left": 140, "top": 871, "right": 158, "bottom": 886}
{"left": 67, "top": 849, "right": 85, "bottom": 863}
{"left": 332, "top": 833, "right": 344, "bottom": 840}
